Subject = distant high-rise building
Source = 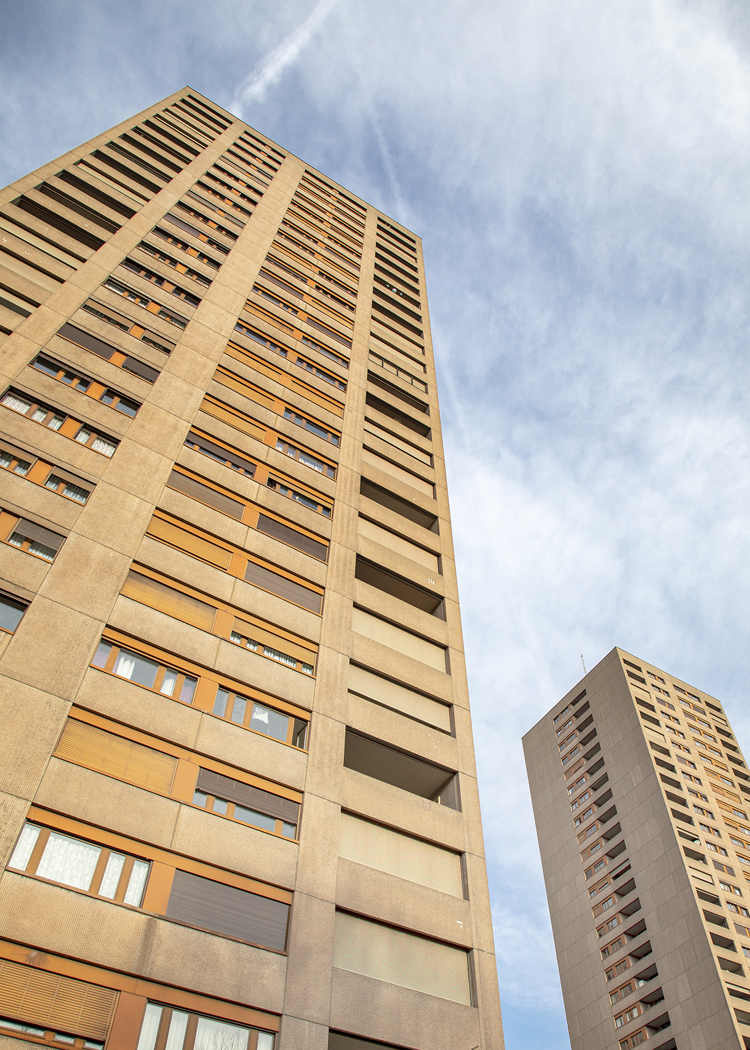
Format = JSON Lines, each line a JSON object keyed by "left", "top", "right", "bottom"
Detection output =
{"left": 0, "top": 89, "right": 503, "bottom": 1050}
{"left": 524, "top": 647, "right": 750, "bottom": 1050}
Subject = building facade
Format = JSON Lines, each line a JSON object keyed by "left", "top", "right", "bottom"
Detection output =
{"left": 524, "top": 647, "right": 750, "bottom": 1049}
{"left": 0, "top": 90, "right": 503, "bottom": 1050}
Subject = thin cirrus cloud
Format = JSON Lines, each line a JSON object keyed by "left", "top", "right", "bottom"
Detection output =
{"left": 2, "top": 2, "right": 750, "bottom": 1048}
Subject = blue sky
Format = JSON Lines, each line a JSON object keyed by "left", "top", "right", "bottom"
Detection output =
{"left": 4, "top": 1, "right": 750, "bottom": 1045}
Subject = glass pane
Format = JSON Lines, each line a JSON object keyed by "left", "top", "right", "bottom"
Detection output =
{"left": 9, "top": 823, "right": 41, "bottom": 870}
{"left": 234, "top": 806, "right": 276, "bottom": 832}
{"left": 98, "top": 852, "right": 126, "bottom": 898}
{"left": 165, "top": 1011, "right": 188, "bottom": 1050}
{"left": 91, "top": 641, "right": 112, "bottom": 668}
{"left": 193, "top": 790, "right": 208, "bottom": 806}
{"left": 75, "top": 427, "right": 92, "bottom": 444}
{"left": 47, "top": 415, "right": 64, "bottom": 431}
{"left": 180, "top": 676, "right": 197, "bottom": 704}
{"left": 231, "top": 696, "right": 246, "bottom": 724}
{"left": 135, "top": 1004, "right": 163, "bottom": 1050}
{"left": 115, "top": 649, "right": 159, "bottom": 688}
{"left": 282, "top": 823, "right": 296, "bottom": 839}
{"left": 2, "top": 393, "right": 32, "bottom": 414}
{"left": 160, "top": 668, "right": 178, "bottom": 696}
{"left": 37, "top": 831, "right": 101, "bottom": 890}
{"left": 124, "top": 859, "right": 149, "bottom": 906}
{"left": 27, "top": 539, "right": 56, "bottom": 561}
{"left": 0, "top": 594, "right": 26, "bottom": 633}
{"left": 213, "top": 798, "right": 228, "bottom": 815}
{"left": 194, "top": 1017, "right": 249, "bottom": 1050}
{"left": 213, "top": 688, "right": 228, "bottom": 717}
{"left": 256, "top": 1034, "right": 274, "bottom": 1050}
{"left": 92, "top": 436, "right": 116, "bottom": 456}
{"left": 251, "top": 703, "right": 288, "bottom": 742}
{"left": 14, "top": 459, "right": 31, "bottom": 476}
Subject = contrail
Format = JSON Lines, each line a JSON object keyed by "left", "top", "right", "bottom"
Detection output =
{"left": 232, "top": 0, "right": 345, "bottom": 115}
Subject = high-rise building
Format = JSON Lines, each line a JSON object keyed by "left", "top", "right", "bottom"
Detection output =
{"left": 0, "top": 89, "right": 503, "bottom": 1050}
{"left": 524, "top": 647, "right": 750, "bottom": 1050}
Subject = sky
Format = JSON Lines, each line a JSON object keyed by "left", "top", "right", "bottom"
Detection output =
{"left": 3, "top": 0, "right": 750, "bottom": 1045}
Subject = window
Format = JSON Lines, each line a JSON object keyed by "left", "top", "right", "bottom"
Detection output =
{"left": 266, "top": 475, "right": 332, "bottom": 517}
{"left": 575, "top": 806, "right": 595, "bottom": 828}
{"left": 0, "top": 591, "right": 28, "bottom": 633}
{"left": 9, "top": 822, "right": 149, "bottom": 905}
{"left": 554, "top": 705, "right": 571, "bottom": 726}
{"left": 32, "top": 356, "right": 141, "bottom": 416}
{"left": 231, "top": 625, "right": 314, "bottom": 676}
{"left": 694, "top": 805, "right": 715, "bottom": 818}
{"left": 720, "top": 880, "right": 742, "bottom": 895}
{"left": 700, "top": 823, "right": 721, "bottom": 837}
{"left": 193, "top": 768, "right": 299, "bottom": 839}
{"left": 606, "top": 958, "right": 632, "bottom": 981}
{"left": 2, "top": 513, "right": 64, "bottom": 562}
{"left": 2, "top": 390, "right": 63, "bottom": 431}
{"left": 601, "top": 936, "right": 625, "bottom": 958}
{"left": 683, "top": 772, "right": 702, "bottom": 784}
{"left": 677, "top": 755, "right": 697, "bottom": 770}
{"left": 727, "top": 901, "right": 750, "bottom": 917}
{"left": 275, "top": 438, "right": 336, "bottom": 478}
{"left": 74, "top": 427, "right": 117, "bottom": 456}
{"left": 103, "top": 277, "right": 188, "bottom": 329}
{"left": 556, "top": 718, "right": 575, "bottom": 737}
{"left": 706, "top": 843, "right": 729, "bottom": 856}
{"left": 92, "top": 640, "right": 197, "bottom": 703}
{"left": 44, "top": 473, "right": 91, "bottom": 503}
{"left": 619, "top": 1028, "right": 647, "bottom": 1047}
{"left": 212, "top": 687, "right": 308, "bottom": 747}
{"left": 282, "top": 406, "right": 339, "bottom": 445}
{"left": 135, "top": 1002, "right": 274, "bottom": 1050}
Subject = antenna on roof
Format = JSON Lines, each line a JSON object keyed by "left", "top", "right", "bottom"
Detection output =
{"left": 578, "top": 634, "right": 587, "bottom": 675}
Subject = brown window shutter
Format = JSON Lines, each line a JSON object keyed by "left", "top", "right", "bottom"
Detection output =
{"left": 146, "top": 516, "right": 231, "bottom": 570}
{"left": 196, "top": 768, "right": 300, "bottom": 823}
{"left": 55, "top": 719, "right": 177, "bottom": 794}
{"left": 256, "top": 513, "right": 327, "bottom": 561}
{"left": 0, "top": 959, "right": 118, "bottom": 1039}
{"left": 167, "top": 470, "right": 244, "bottom": 519}
{"left": 243, "top": 560, "right": 321, "bottom": 613}
{"left": 14, "top": 519, "right": 66, "bottom": 551}
{"left": 122, "top": 571, "right": 216, "bottom": 631}
{"left": 166, "top": 869, "right": 289, "bottom": 952}
{"left": 233, "top": 617, "right": 316, "bottom": 666}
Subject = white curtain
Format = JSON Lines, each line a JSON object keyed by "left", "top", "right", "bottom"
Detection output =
{"left": 99, "top": 853, "right": 125, "bottom": 898}
{"left": 136, "top": 1004, "right": 163, "bottom": 1050}
{"left": 194, "top": 1018, "right": 249, "bottom": 1050}
{"left": 124, "top": 859, "right": 149, "bottom": 906}
{"left": 36, "top": 831, "right": 100, "bottom": 890}
{"left": 9, "top": 824, "right": 40, "bottom": 870}
{"left": 165, "top": 1011, "right": 188, "bottom": 1050}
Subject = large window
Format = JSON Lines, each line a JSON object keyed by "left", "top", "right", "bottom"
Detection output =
{"left": 9, "top": 822, "right": 149, "bottom": 906}
{"left": 136, "top": 1003, "right": 273, "bottom": 1050}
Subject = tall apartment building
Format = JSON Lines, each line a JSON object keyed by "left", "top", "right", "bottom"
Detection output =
{"left": 524, "top": 648, "right": 750, "bottom": 1050}
{"left": 0, "top": 90, "right": 503, "bottom": 1050}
